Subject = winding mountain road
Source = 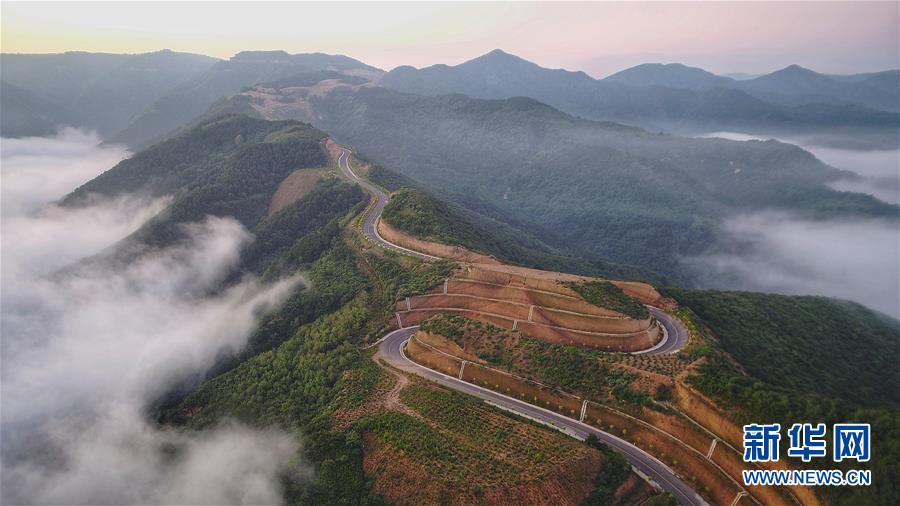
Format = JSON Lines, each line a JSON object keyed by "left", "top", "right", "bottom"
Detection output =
{"left": 378, "top": 326, "right": 707, "bottom": 506}
{"left": 338, "top": 145, "right": 704, "bottom": 504}
{"left": 640, "top": 307, "right": 690, "bottom": 355}
{"left": 338, "top": 146, "right": 688, "bottom": 356}
{"left": 338, "top": 148, "right": 439, "bottom": 261}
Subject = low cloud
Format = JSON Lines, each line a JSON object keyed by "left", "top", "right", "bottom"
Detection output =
{"left": 0, "top": 128, "right": 130, "bottom": 215}
{"left": 687, "top": 212, "right": 900, "bottom": 317}
{"left": 821, "top": 145, "right": 900, "bottom": 204}
{"left": 2, "top": 132, "right": 305, "bottom": 504}
{"left": 6, "top": 409, "right": 302, "bottom": 506}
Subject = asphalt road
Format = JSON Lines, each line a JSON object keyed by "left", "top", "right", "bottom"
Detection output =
{"left": 378, "top": 326, "right": 708, "bottom": 506}
{"left": 640, "top": 307, "right": 691, "bottom": 355}
{"left": 340, "top": 145, "right": 704, "bottom": 503}
{"left": 337, "top": 146, "right": 689, "bottom": 354}
{"left": 337, "top": 148, "right": 439, "bottom": 262}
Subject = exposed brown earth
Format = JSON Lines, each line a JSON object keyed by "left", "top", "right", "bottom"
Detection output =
{"left": 405, "top": 320, "right": 819, "bottom": 506}
{"left": 454, "top": 262, "right": 674, "bottom": 309}
{"left": 332, "top": 361, "right": 629, "bottom": 505}
{"left": 332, "top": 345, "right": 654, "bottom": 505}
{"left": 324, "top": 138, "right": 345, "bottom": 164}
{"left": 405, "top": 333, "right": 744, "bottom": 504}
{"left": 394, "top": 263, "right": 661, "bottom": 351}
{"left": 378, "top": 219, "right": 501, "bottom": 264}
{"left": 243, "top": 80, "right": 371, "bottom": 122}
{"left": 363, "top": 429, "right": 606, "bottom": 506}
{"left": 673, "top": 374, "right": 821, "bottom": 506}
{"left": 266, "top": 169, "right": 326, "bottom": 217}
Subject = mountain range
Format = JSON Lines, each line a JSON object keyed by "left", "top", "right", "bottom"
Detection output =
{"left": 381, "top": 50, "right": 899, "bottom": 145}
{"left": 193, "top": 78, "right": 896, "bottom": 281}
{"left": 0, "top": 50, "right": 218, "bottom": 137}
{"left": 603, "top": 61, "right": 899, "bottom": 111}
{"left": 3, "top": 48, "right": 897, "bottom": 150}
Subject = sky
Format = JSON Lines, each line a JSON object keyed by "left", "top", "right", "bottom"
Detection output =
{"left": 2, "top": 1, "right": 898, "bottom": 77}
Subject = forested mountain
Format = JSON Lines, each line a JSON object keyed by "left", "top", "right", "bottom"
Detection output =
{"left": 668, "top": 289, "right": 900, "bottom": 407}
{"left": 603, "top": 62, "right": 734, "bottom": 90}
{"left": 0, "top": 50, "right": 218, "bottom": 136}
{"left": 374, "top": 182, "right": 662, "bottom": 282}
{"left": 107, "top": 51, "right": 382, "bottom": 149}
{"left": 298, "top": 86, "right": 896, "bottom": 279}
{"left": 605, "top": 63, "right": 900, "bottom": 112}
{"left": 0, "top": 81, "right": 76, "bottom": 137}
{"left": 739, "top": 65, "right": 899, "bottom": 111}
{"left": 381, "top": 50, "right": 900, "bottom": 143}
{"left": 65, "top": 115, "right": 365, "bottom": 271}
{"left": 668, "top": 288, "right": 900, "bottom": 506}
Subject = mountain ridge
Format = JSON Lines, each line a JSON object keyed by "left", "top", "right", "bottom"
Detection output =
{"left": 380, "top": 49, "right": 899, "bottom": 146}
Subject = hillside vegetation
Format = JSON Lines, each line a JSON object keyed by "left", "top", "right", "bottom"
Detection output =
{"left": 668, "top": 288, "right": 900, "bottom": 407}
{"left": 420, "top": 314, "right": 653, "bottom": 408}
{"left": 65, "top": 115, "right": 353, "bottom": 250}
{"left": 108, "top": 51, "right": 380, "bottom": 148}
{"left": 356, "top": 383, "right": 639, "bottom": 505}
{"left": 311, "top": 87, "right": 896, "bottom": 280}
{"left": 378, "top": 186, "right": 665, "bottom": 283}
{"left": 567, "top": 281, "right": 649, "bottom": 319}
{"left": 1, "top": 50, "right": 217, "bottom": 136}
{"left": 381, "top": 50, "right": 900, "bottom": 141}
{"left": 0, "top": 81, "right": 76, "bottom": 137}
{"left": 672, "top": 295, "right": 900, "bottom": 505}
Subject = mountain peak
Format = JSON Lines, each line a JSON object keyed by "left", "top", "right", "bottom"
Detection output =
{"left": 231, "top": 50, "right": 291, "bottom": 61}
{"left": 775, "top": 64, "right": 817, "bottom": 75}
{"left": 602, "top": 62, "right": 732, "bottom": 89}
{"left": 752, "top": 64, "right": 830, "bottom": 84}
{"left": 483, "top": 48, "right": 512, "bottom": 58}
{"left": 468, "top": 49, "right": 527, "bottom": 65}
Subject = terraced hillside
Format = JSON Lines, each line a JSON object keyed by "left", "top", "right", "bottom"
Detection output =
{"left": 393, "top": 264, "right": 663, "bottom": 352}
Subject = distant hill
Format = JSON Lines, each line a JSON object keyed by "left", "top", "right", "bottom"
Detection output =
{"left": 604, "top": 63, "right": 899, "bottom": 112}
{"left": 275, "top": 86, "right": 896, "bottom": 280}
{"left": 720, "top": 72, "right": 760, "bottom": 81}
{"left": 737, "top": 65, "right": 899, "bottom": 111}
{"left": 64, "top": 114, "right": 365, "bottom": 273}
{"left": 603, "top": 63, "right": 734, "bottom": 90}
{"left": 829, "top": 69, "right": 900, "bottom": 93}
{"left": 0, "top": 81, "right": 76, "bottom": 137}
{"left": 383, "top": 49, "right": 599, "bottom": 104}
{"left": 107, "top": 51, "right": 382, "bottom": 149}
{"left": 381, "top": 50, "right": 899, "bottom": 143}
{"left": 0, "top": 50, "right": 218, "bottom": 136}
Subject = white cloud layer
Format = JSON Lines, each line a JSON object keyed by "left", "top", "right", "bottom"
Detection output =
{"left": 1, "top": 132, "right": 304, "bottom": 504}
{"left": 688, "top": 212, "right": 900, "bottom": 317}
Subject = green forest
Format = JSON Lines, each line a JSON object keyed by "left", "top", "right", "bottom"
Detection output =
{"left": 311, "top": 87, "right": 898, "bottom": 281}
{"left": 667, "top": 288, "right": 899, "bottom": 407}
{"left": 378, "top": 186, "right": 663, "bottom": 283}
{"left": 567, "top": 280, "right": 649, "bottom": 319}
{"left": 669, "top": 289, "right": 900, "bottom": 505}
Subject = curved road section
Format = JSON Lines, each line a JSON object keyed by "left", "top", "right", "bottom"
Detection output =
{"left": 339, "top": 145, "right": 703, "bottom": 503}
{"left": 378, "top": 327, "right": 707, "bottom": 506}
{"left": 338, "top": 148, "right": 439, "bottom": 262}
{"left": 338, "top": 146, "right": 688, "bottom": 356}
{"left": 638, "top": 307, "right": 690, "bottom": 355}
